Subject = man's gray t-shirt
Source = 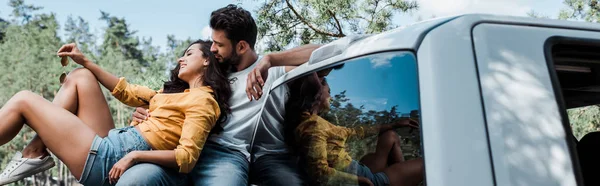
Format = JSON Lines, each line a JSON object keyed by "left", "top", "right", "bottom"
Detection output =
{"left": 208, "top": 57, "right": 289, "bottom": 161}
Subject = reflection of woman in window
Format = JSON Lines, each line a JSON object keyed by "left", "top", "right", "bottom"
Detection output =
{"left": 0, "top": 40, "right": 231, "bottom": 185}
{"left": 285, "top": 72, "right": 424, "bottom": 186}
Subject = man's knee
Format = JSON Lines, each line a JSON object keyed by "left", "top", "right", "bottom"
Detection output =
{"left": 190, "top": 159, "right": 249, "bottom": 186}
{"left": 264, "top": 172, "right": 303, "bottom": 186}
{"left": 252, "top": 155, "right": 304, "bottom": 186}
{"left": 117, "top": 163, "right": 183, "bottom": 186}
{"left": 188, "top": 143, "right": 250, "bottom": 186}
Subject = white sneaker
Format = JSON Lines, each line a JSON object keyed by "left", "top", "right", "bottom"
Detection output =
{"left": 0, "top": 152, "right": 55, "bottom": 185}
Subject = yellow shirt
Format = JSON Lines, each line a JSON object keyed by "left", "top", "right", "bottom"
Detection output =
{"left": 111, "top": 77, "right": 220, "bottom": 173}
{"left": 295, "top": 113, "right": 378, "bottom": 185}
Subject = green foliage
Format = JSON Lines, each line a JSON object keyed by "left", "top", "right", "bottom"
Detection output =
{"left": 0, "top": 2, "right": 64, "bottom": 184}
{"left": 64, "top": 16, "right": 95, "bottom": 52}
{"left": 0, "top": 1, "right": 183, "bottom": 184}
{"left": 99, "top": 11, "right": 145, "bottom": 65}
{"left": 253, "top": 0, "right": 418, "bottom": 51}
{"left": 559, "top": 0, "right": 600, "bottom": 22}
{"left": 8, "top": 0, "right": 41, "bottom": 24}
{"left": 568, "top": 106, "right": 600, "bottom": 139}
{"left": 552, "top": 0, "right": 600, "bottom": 139}
{"left": 527, "top": 10, "right": 551, "bottom": 19}
{"left": 0, "top": 0, "right": 424, "bottom": 184}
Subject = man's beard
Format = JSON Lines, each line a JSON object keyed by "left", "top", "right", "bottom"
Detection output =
{"left": 222, "top": 50, "right": 241, "bottom": 72}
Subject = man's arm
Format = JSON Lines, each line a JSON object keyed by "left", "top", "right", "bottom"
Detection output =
{"left": 246, "top": 44, "right": 322, "bottom": 101}
{"left": 266, "top": 44, "right": 322, "bottom": 72}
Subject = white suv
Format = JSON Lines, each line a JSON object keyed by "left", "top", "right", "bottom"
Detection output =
{"left": 255, "top": 14, "right": 600, "bottom": 186}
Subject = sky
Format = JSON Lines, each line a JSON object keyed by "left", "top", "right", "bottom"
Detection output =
{"left": 326, "top": 51, "right": 419, "bottom": 114}
{"left": 0, "top": 0, "right": 567, "bottom": 51}
{"left": 0, "top": 0, "right": 260, "bottom": 51}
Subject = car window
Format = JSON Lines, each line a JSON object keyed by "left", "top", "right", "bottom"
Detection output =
{"left": 277, "top": 51, "right": 424, "bottom": 185}
{"left": 547, "top": 37, "right": 600, "bottom": 186}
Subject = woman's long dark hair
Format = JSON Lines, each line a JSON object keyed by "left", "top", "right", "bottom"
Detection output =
{"left": 162, "top": 39, "right": 232, "bottom": 125}
{"left": 284, "top": 72, "right": 324, "bottom": 150}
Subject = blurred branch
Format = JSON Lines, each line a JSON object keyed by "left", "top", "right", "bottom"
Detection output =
{"left": 284, "top": 0, "right": 345, "bottom": 37}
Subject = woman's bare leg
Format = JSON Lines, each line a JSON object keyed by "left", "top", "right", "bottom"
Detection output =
{"left": 360, "top": 130, "right": 405, "bottom": 173}
{"left": 0, "top": 90, "right": 97, "bottom": 179}
{"left": 21, "top": 68, "right": 115, "bottom": 158}
{"left": 357, "top": 131, "right": 424, "bottom": 186}
{"left": 384, "top": 158, "right": 424, "bottom": 186}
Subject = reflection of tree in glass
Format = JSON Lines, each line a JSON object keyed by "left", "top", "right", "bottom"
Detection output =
{"left": 321, "top": 91, "right": 422, "bottom": 161}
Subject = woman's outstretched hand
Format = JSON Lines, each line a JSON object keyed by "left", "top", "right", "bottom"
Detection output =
{"left": 392, "top": 118, "right": 420, "bottom": 129}
{"left": 57, "top": 43, "right": 90, "bottom": 66}
{"left": 108, "top": 151, "right": 138, "bottom": 184}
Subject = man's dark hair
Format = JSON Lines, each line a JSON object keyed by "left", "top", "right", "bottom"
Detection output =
{"left": 210, "top": 4, "right": 258, "bottom": 50}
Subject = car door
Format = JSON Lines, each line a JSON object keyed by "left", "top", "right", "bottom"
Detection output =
{"left": 472, "top": 23, "right": 600, "bottom": 186}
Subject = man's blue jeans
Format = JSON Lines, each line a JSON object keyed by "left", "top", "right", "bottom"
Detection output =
{"left": 116, "top": 163, "right": 187, "bottom": 186}
{"left": 188, "top": 141, "right": 304, "bottom": 186}
{"left": 117, "top": 141, "right": 304, "bottom": 186}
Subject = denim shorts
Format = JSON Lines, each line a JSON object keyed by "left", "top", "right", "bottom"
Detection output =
{"left": 78, "top": 126, "right": 152, "bottom": 186}
{"left": 344, "top": 160, "right": 390, "bottom": 186}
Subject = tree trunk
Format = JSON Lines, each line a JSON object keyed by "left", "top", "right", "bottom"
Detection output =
{"left": 58, "top": 162, "right": 63, "bottom": 186}
{"left": 117, "top": 104, "right": 122, "bottom": 127}
{"left": 65, "top": 166, "right": 69, "bottom": 186}
{"left": 46, "top": 170, "right": 50, "bottom": 186}
{"left": 32, "top": 174, "right": 37, "bottom": 186}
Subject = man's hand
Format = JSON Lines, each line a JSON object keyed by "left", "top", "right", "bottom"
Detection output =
{"left": 246, "top": 55, "right": 272, "bottom": 101}
{"left": 132, "top": 107, "right": 150, "bottom": 123}
{"left": 108, "top": 151, "right": 138, "bottom": 184}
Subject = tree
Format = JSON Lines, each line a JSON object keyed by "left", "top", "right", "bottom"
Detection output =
{"left": 558, "top": 0, "right": 600, "bottom": 22}
{"left": 568, "top": 106, "right": 600, "bottom": 139}
{"left": 527, "top": 10, "right": 551, "bottom": 19}
{"left": 547, "top": 0, "right": 600, "bottom": 139}
{"left": 0, "top": 2, "right": 179, "bottom": 184}
{"left": 0, "top": 3, "right": 64, "bottom": 185}
{"left": 254, "top": 0, "right": 418, "bottom": 51}
{"left": 8, "top": 0, "right": 42, "bottom": 24}
{"left": 99, "top": 11, "right": 144, "bottom": 65}
{"left": 64, "top": 16, "right": 95, "bottom": 52}
{"left": 0, "top": 18, "right": 7, "bottom": 41}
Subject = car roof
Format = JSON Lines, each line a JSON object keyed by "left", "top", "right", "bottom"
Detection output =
{"left": 272, "top": 14, "right": 600, "bottom": 88}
